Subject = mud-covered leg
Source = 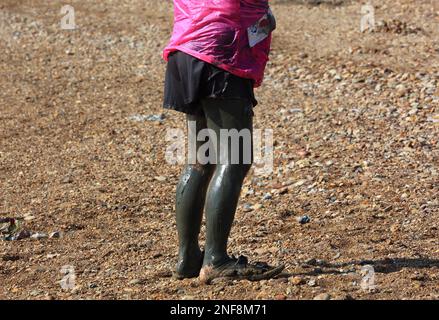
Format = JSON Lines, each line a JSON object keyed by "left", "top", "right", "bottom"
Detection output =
{"left": 197, "top": 99, "right": 284, "bottom": 283}
{"left": 200, "top": 98, "right": 254, "bottom": 267}
{"left": 175, "top": 114, "right": 213, "bottom": 278}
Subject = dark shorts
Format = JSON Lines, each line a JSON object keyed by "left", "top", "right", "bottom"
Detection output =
{"left": 163, "top": 51, "right": 257, "bottom": 116}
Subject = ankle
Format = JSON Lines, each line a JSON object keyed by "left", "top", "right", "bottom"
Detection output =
{"left": 202, "top": 252, "right": 230, "bottom": 267}
{"left": 178, "top": 246, "right": 202, "bottom": 260}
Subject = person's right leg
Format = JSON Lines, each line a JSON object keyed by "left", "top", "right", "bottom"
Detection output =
{"left": 175, "top": 113, "right": 213, "bottom": 278}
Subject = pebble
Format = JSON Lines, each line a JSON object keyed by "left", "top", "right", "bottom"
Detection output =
{"left": 383, "top": 205, "right": 393, "bottom": 212}
{"left": 62, "top": 176, "right": 73, "bottom": 184}
{"left": 49, "top": 231, "right": 62, "bottom": 239}
{"left": 243, "top": 203, "right": 253, "bottom": 212}
{"left": 129, "top": 114, "right": 166, "bottom": 122}
{"left": 262, "top": 193, "right": 272, "bottom": 200}
{"left": 313, "top": 293, "right": 331, "bottom": 300}
{"left": 30, "top": 233, "right": 48, "bottom": 240}
{"left": 293, "top": 179, "right": 306, "bottom": 187}
{"left": 289, "top": 276, "right": 305, "bottom": 286}
{"left": 254, "top": 248, "right": 268, "bottom": 255}
{"left": 29, "top": 290, "right": 42, "bottom": 296}
{"left": 23, "top": 214, "right": 35, "bottom": 221}
{"left": 307, "top": 279, "right": 317, "bottom": 287}
{"left": 427, "top": 114, "right": 439, "bottom": 123}
{"left": 129, "top": 279, "right": 145, "bottom": 285}
{"left": 297, "top": 215, "right": 311, "bottom": 224}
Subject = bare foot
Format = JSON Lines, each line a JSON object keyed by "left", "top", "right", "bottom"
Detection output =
{"left": 199, "top": 255, "right": 285, "bottom": 284}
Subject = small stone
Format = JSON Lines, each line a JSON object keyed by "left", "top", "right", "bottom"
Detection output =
{"left": 262, "top": 193, "right": 272, "bottom": 200}
{"left": 297, "top": 215, "right": 311, "bottom": 224}
{"left": 275, "top": 294, "right": 287, "bottom": 300}
{"left": 154, "top": 176, "right": 167, "bottom": 182}
{"left": 62, "top": 176, "right": 73, "bottom": 184}
{"left": 396, "top": 84, "right": 408, "bottom": 96}
{"left": 286, "top": 287, "right": 294, "bottom": 295}
{"left": 129, "top": 279, "right": 144, "bottom": 285}
{"left": 30, "top": 290, "right": 42, "bottom": 296}
{"left": 325, "top": 160, "right": 334, "bottom": 166}
{"left": 293, "top": 179, "right": 306, "bottom": 187}
{"left": 297, "top": 149, "right": 311, "bottom": 158}
{"left": 427, "top": 114, "right": 439, "bottom": 123}
{"left": 314, "top": 293, "right": 331, "bottom": 300}
{"left": 383, "top": 205, "right": 393, "bottom": 212}
{"left": 289, "top": 276, "right": 305, "bottom": 285}
{"left": 30, "top": 233, "right": 48, "bottom": 240}
{"left": 243, "top": 203, "right": 253, "bottom": 212}
{"left": 129, "top": 114, "right": 166, "bottom": 122}
{"left": 307, "top": 279, "right": 317, "bottom": 287}
{"left": 254, "top": 248, "right": 268, "bottom": 255}
{"left": 23, "top": 214, "right": 35, "bottom": 221}
{"left": 49, "top": 231, "right": 62, "bottom": 239}
{"left": 333, "top": 293, "right": 354, "bottom": 300}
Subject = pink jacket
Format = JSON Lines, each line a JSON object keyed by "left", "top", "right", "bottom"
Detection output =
{"left": 163, "top": 0, "right": 272, "bottom": 87}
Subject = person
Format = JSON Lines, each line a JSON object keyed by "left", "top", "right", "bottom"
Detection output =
{"left": 162, "top": 0, "right": 283, "bottom": 283}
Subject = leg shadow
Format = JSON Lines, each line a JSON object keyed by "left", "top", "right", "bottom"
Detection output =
{"left": 297, "top": 257, "right": 439, "bottom": 276}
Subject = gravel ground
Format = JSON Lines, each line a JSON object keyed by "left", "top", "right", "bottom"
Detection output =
{"left": 0, "top": 0, "right": 438, "bottom": 300}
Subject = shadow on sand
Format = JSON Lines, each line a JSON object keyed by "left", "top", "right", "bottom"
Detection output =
{"left": 281, "top": 257, "right": 439, "bottom": 277}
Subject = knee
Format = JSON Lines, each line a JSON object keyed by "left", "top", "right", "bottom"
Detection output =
{"left": 219, "top": 163, "right": 252, "bottom": 179}
{"left": 186, "top": 163, "right": 213, "bottom": 177}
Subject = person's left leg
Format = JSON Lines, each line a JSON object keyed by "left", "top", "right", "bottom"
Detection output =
{"left": 200, "top": 98, "right": 254, "bottom": 268}
{"left": 174, "top": 113, "right": 214, "bottom": 278}
{"left": 198, "top": 98, "right": 285, "bottom": 284}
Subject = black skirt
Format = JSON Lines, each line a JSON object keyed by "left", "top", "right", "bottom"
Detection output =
{"left": 163, "top": 51, "right": 257, "bottom": 116}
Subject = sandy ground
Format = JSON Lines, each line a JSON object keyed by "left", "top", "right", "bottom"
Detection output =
{"left": 0, "top": 0, "right": 438, "bottom": 300}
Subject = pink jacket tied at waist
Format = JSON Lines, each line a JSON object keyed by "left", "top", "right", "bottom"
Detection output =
{"left": 163, "top": 0, "right": 272, "bottom": 87}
